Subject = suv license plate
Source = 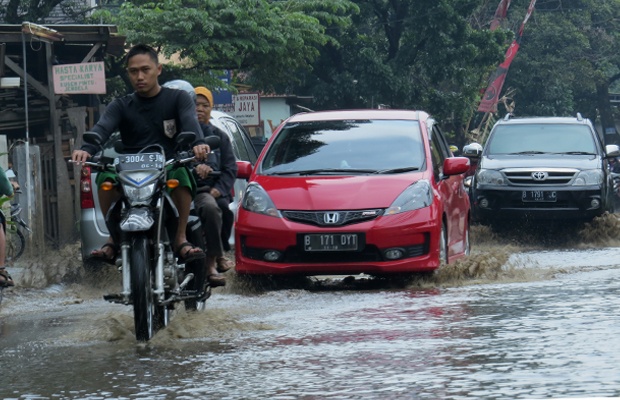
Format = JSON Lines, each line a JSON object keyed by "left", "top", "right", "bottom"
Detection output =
{"left": 303, "top": 233, "right": 360, "bottom": 252}
{"left": 522, "top": 190, "right": 557, "bottom": 202}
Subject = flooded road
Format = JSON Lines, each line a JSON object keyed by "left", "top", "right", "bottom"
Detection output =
{"left": 2, "top": 216, "right": 620, "bottom": 399}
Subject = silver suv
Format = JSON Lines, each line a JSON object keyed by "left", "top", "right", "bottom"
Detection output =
{"left": 78, "top": 110, "right": 258, "bottom": 268}
{"left": 470, "top": 113, "right": 620, "bottom": 225}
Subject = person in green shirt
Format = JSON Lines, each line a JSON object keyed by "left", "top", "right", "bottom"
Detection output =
{"left": 0, "top": 166, "right": 19, "bottom": 287}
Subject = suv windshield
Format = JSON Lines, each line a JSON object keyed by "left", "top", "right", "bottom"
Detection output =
{"left": 261, "top": 119, "right": 425, "bottom": 175}
{"left": 487, "top": 124, "right": 597, "bottom": 155}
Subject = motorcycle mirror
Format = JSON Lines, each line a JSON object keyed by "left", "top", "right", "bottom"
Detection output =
{"left": 177, "top": 131, "right": 197, "bottom": 147}
{"left": 83, "top": 131, "right": 105, "bottom": 147}
{"left": 204, "top": 135, "right": 221, "bottom": 151}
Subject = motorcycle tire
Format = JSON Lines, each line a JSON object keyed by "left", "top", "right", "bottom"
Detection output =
{"left": 6, "top": 228, "right": 25, "bottom": 262}
{"left": 130, "top": 235, "right": 164, "bottom": 341}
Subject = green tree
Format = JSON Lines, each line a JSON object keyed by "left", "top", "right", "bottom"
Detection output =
{"left": 93, "top": 0, "right": 357, "bottom": 91}
{"left": 270, "top": 0, "right": 509, "bottom": 147}
{"left": 503, "top": 0, "right": 620, "bottom": 144}
{"left": 0, "top": 0, "right": 96, "bottom": 23}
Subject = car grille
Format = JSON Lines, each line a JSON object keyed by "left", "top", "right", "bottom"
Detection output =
{"left": 502, "top": 168, "right": 578, "bottom": 185}
{"left": 282, "top": 209, "right": 384, "bottom": 227}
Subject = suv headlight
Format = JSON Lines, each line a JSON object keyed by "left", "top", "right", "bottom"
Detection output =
{"left": 573, "top": 169, "right": 603, "bottom": 185}
{"left": 385, "top": 180, "right": 433, "bottom": 215}
{"left": 476, "top": 169, "right": 506, "bottom": 186}
{"left": 242, "top": 182, "right": 282, "bottom": 217}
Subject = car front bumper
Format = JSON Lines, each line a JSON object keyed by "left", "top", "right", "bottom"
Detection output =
{"left": 234, "top": 207, "right": 444, "bottom": 276}
{"left": 473, "top": 185, "right": 606, "bottom": 222}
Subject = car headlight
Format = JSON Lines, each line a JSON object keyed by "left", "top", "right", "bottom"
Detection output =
{"left": 242, "top": 182, "right": 282, "bottom": 217}
{"left": 385, "top": 180, "right": 433, "bottom": 215}
{"left": 573, "top": 169, "right": 603, "bottom": 185}
{"left": 476, "top": 169, "right": 506, "bottom": 186}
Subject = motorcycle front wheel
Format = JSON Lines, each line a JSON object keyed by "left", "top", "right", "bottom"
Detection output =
{"left": 130, "top": 235, "right": 165, "bottom": 341}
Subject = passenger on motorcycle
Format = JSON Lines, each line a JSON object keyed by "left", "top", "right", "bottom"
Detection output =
{"left": 193, "top": 85, "right": 237, "bottom": 284}
{"left": 71, "top": 44, "right": 210, "bottom": 265}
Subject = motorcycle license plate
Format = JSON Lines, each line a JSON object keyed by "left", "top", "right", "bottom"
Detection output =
{"left": 522, "top": 190, "right": 557, "bottom": 202}
{"left": 302, "top": 233, "right": 362, "bottom": 252}
{"left": 117, "top": 153, "right": 164, "bottom": 171}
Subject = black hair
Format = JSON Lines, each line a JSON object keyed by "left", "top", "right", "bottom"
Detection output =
{"left": 125, "top": 44, "right": 159, "bottom": 67}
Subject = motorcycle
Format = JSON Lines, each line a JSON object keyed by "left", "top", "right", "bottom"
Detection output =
{"left": 78, "top": 131, "right": 220, "bottom": 341}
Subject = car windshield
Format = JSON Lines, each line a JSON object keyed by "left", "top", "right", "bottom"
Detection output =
{"left": 487, "top": 124, "right": 597, "bottom": 155}
{"left": 260, "top": 119, "right": 425, "bottom": 175}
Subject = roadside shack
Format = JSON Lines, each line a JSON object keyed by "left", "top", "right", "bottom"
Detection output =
{"left": 0, "top": 23, "right": 125, "bottom": 254}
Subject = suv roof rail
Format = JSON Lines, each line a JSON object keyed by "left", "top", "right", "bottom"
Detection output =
{"left": 576, "top": 112, "right": 583, "bottom": 121}
{"left": 503, "top": 113, "right": 513, "bottom": 121}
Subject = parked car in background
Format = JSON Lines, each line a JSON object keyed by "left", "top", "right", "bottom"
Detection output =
{"left": 470, "top": 113, "right": 620, "bottom": 225}
{"left": 234, "top": 109, "right": 472, "bottom": 279}
{"left": 79, "top": 110, "right": 258, "bottom": 269}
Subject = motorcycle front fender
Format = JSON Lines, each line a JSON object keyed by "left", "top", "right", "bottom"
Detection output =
{"left": 120, "top": 208, "right": 155, "bottom": 232}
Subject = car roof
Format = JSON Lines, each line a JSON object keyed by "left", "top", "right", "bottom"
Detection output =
{"left": 284, "top": 109, "right": 430, "bottom": 123}
{"left": 494, "top": 115, "right": 593, "bottom": 126}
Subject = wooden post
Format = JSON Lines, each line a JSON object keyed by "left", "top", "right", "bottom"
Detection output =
{"left": 46, "top": 43, "right": 74, "bottom": 247}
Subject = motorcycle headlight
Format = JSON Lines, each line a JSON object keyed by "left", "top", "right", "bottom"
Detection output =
{"left": 118, "top": 170, "right": 159, "bottom": 204}
{"left": 476, "top": 169, "right": 506, "bottom": 186}
{"left": 123, "top": 182, "right": 157, "bottom": 203}
{"left": 385, "top": 180, "right": 433, "bottom": 215}
{"left": 242, "top": 183, "right": 282, "bottom": 217}
{"left": 573, "top": 169, "right": 603, "bottom": 185}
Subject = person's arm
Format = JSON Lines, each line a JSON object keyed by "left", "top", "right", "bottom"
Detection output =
{"left": 212, "top": 128, "right": 238, "bottom": 199}
{"left": 0, "top": 168, "right": 13, "bottom": 197}
{"left": 81, "top": 99, "right": 124, "bottom": 155}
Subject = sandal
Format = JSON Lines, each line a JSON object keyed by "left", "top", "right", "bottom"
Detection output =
{"left": 216, "top": 256, "right": 234, "bottom": 273}
{"left": 91, "top": 243, "right": 119, "bottom": 265}
{"left": 0, "top": 267, "right": 14, "bottom": 287}
{"left": 175, "top": 242, "right": 205, "bottom": 264}
{"left": 208, "top": 273, "right": 226, "bottom": 287}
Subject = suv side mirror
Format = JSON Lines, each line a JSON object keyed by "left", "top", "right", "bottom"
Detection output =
{"left": 606, "top": 144, "right": 620, "bottom": 158}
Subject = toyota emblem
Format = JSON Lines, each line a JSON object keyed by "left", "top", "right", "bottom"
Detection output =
{"left": 531, "top": 171, "right": 548, "bottom": 181}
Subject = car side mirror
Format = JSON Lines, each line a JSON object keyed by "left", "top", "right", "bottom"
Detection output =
{"left": 443, "top": 157, "right": 470, "bottom": 176}
{"left": 606, "top": 144, "right": 620, "bottom": 158}
{"left": 236, "top": 161, "right": 253, "bottom": 180}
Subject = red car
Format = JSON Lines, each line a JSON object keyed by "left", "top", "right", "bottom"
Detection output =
{"left": 235, "top": 109, "right": 471, "bottom": 277}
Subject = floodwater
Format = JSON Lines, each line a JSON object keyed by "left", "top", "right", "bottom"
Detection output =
{"left": 2, "top": 215, "right": 620, "bottom": 399}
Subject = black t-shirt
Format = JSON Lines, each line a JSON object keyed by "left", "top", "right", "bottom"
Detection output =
{"left": 82, "top": 86, "right": 204, "bottom": 157}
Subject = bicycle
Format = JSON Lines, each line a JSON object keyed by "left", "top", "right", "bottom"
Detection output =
{"left": 0, "top": 191, "right": 30, "bottom": 263}
{"left": 0, "top": 188, "right": 30, "bottom": 306}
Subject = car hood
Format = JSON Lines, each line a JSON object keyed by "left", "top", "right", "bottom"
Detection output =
{"left": 481, "top": 154, "right": 600, "bottom": 170}
{"left": 255, "top": 174, "right": 424, "bottom": 210}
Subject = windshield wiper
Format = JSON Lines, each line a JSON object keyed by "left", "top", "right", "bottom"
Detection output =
{"left": 373, "top": 167, "right": 420, "bottom": 174}
{"left": 508, "top": 151, "right": 548, "bottom": 155}
{"left": 554, "top": 151, "right": 596, "bottom": 155}
{"left": 268, "top": 168, "right": 377, "bottom": 176}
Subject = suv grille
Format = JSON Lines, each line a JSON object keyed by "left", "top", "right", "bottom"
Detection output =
{"left": 282, "top": 209, "right": 384, "bottom": 227}
{"left": 502, "top": 168, "right": 578, "bottom": 186}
